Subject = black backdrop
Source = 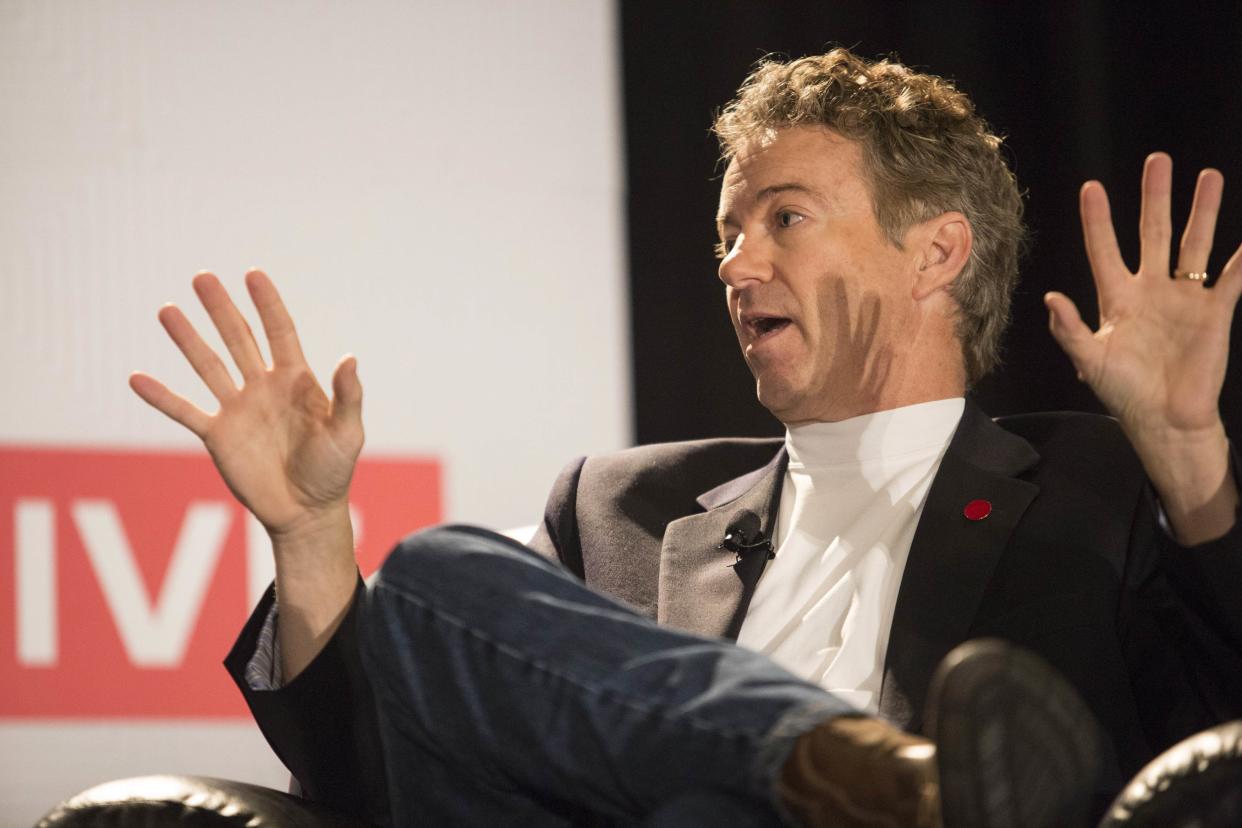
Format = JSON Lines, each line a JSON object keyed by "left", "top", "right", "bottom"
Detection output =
{"left": 620, "top": 0, "right": 1242, "bottom": 445}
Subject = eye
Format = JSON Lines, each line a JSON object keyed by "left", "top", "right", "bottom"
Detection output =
{"left": 775, "top": 210, "right": 804, "bottom": 229}
{"left": 714, "top": 238, "right": 736, "bottom": 260}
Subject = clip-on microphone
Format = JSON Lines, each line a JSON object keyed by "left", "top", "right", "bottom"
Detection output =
{"left": 719, "top": 511, "right": 774, "bottom": 568}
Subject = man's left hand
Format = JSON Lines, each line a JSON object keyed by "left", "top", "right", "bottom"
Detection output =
{"left": 1045, "top": 153, "right": 1241, "bottom": 545}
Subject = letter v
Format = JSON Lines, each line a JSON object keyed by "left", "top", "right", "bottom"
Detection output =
{"left": 72, "top": 500, "right": 231, "bottom": 667}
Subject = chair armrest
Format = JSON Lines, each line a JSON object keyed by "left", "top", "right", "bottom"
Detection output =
{"left": 1100, "top": 720, "right": 1242, "bottom": 827}
{"left": 36, "top": 774, "right": 375, "bottom": 827}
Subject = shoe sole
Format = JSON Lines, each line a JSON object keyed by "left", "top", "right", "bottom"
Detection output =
{"left": 925, "top": 639, "right": 1102, "bottom": 828}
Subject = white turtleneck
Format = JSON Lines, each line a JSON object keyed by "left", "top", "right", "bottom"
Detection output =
{"left": 735, "top": 397, "right": 965, "bottom": 713}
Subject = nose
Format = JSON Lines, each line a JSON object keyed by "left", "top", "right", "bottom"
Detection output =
{"left": 718, "top": 233, "right": 774, "bottom": 289}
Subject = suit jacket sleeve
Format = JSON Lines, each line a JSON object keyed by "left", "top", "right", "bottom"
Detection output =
{"left": 1122, "top": 469, "right": 1242, "bottom": 748}
{"left": 527, "top": 455, "right": 588, "bottom": 577}
{"left": 224, "top": 577, "right": 390, "bottom": 826}
{"left": 1154, "top": 475, "right": 1242, "bottom": 652}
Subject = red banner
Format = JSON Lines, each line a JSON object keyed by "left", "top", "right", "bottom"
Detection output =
{"left": 0, "top": 445, "right": 441, "bottom": 718}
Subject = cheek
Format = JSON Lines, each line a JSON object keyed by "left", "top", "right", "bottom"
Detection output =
{"left": 725, "top": 288, "right": 742, "bottom": 322}
{"left": 806, "top": 272, "right": 859, "bottom": 334}
{"left": 806, "top": 270, "right": 903, "bottom": 358}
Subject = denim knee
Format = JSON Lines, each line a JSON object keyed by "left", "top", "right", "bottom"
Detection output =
{"left": 372, "top": 523, "right": 551, "bottom": 600}
{"left": 356, "top": 527, "right": 493, "bottom": 693}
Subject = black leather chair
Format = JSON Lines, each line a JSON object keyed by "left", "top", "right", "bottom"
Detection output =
{"left": 34, "top": 775, "right": 371, "bottom": 827}
{"left": 36, "top": 720, "right": 1242, "bottom": 827}
{"left": 1098, "top": 719, "right": 1242, "bottom": 828}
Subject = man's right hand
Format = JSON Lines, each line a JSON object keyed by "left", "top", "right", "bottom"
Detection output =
{"left": 130, "top": 269, "right": 364, "bottom": 681}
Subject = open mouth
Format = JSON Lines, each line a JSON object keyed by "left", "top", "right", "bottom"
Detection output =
{"left": 747, "top": 316, "right": 792, "bottom": 340}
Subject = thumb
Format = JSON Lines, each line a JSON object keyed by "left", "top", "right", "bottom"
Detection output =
{"left": 1044, "top": 292, "right": 1097, "bottom": 379}
{"left": 330, "top": 354, "right": 364, "bottom": 436}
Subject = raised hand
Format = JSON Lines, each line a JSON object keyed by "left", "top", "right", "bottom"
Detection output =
{"left": 130, "top": 270, "right": 363, "bottom": 536}
{"left": 1045, "top": 154, "right": 1242, "bottom": 543}
{"left": 131, "top": 269, "right": 363, "bottom": 678}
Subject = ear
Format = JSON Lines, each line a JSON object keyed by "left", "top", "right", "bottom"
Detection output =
{"left": 911, "top": 212, "right": 972, "bottom": 302}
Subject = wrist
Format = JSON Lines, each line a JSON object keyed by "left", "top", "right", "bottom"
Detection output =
{"left": 269, "top": 501, "right": 356, "bottom": 578}
{"left": 1128, "top": 420, "right": 1238, "bottom": 544}
{"left": 269, "top": 500, "right": 351, "bottom": 546}
{"left": 1128, "top": 420, "right": 1229, "bottom": 508}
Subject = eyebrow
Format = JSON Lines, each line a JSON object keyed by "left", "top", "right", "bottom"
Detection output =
{"left": 716, "top": 182, "right": 826, "bottom": 229}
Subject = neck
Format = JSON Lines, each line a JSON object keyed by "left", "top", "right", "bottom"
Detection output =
{"left": 783, "top": 378, "right": 966, "bottom": 426}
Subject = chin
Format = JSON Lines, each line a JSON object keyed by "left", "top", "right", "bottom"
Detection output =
{"left": 754, "top": 379, "right": 806, "bottom": 424}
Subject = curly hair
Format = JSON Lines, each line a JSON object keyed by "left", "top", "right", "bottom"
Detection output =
{"left": 713, "top": 48, "right": 1026, "bottom": 387}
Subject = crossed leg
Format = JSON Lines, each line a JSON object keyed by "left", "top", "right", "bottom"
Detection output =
{"left": 357, "top": 524, "right": 850, "bottom": 825}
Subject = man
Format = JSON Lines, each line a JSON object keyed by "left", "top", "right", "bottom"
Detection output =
{"left": 131, "top": 49, "right": 1242, "bottom": 826}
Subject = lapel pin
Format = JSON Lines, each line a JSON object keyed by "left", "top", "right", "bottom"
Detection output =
{"left": 963, "top": 499, "right": 992, "bottom": 521}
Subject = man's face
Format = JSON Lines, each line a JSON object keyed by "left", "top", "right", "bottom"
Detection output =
{"left": 716, "top": 126, "right": 922, "bottom": 424}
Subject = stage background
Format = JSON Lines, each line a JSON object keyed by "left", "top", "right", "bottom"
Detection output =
{"left": 622, "top": 0, "right": 1242, "bottom": 443}
{"left": 5, "top": 0, "right": 1242, "bottom": 824}
{"left": 0, "top": 1, "right": 628, "bottom": 824}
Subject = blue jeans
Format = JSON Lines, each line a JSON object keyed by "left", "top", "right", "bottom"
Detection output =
{"left": 358, "top": 525, "right": 855, "bottom": 826}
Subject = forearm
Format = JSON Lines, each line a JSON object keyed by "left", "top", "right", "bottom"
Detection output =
{"left": 1130, "top": 420, "right": 1239, "bottom": 546}
{"left": 270, "top": 503, "right": 360, "bottom": 682}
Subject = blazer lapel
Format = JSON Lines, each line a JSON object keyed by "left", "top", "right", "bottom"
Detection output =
{"left": 657, "top": 448, "right": 788, "bottom": 639}
{"left": 878, "top": 402, "right": 1040, "bottom": 733}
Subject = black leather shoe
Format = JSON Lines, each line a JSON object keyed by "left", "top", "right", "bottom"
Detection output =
{"left": 927, "top": 639, "right": 1102, "bottom": 828}
{"left": 777, "top": 639, "right": 1101, "bottom": 828}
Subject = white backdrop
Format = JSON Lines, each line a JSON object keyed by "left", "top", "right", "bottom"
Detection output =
{"left": 0, "top": 1, "right": 629, "bottom": 824}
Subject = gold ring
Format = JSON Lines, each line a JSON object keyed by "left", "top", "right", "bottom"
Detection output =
{"left": 1173, "top": 270, "right": 1210, "bottom": 282}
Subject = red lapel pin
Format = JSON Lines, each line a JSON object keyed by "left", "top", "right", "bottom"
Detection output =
{"left": 963, "top": 499, "right": 992, "bottom": 521}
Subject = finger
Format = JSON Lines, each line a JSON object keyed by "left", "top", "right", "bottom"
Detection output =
{"left": 1079, "top": 181, "right": 1129, "bottom": 305}
{"left": 1214, "top": 241, "right": 1242, "bottom": 306}
{"left": 192, "top": 271, "right": 268, "bottom": 381}
{"left": 129, "top": 371, "right": 211, "bottom": 436}
{"left": 1044, "top": 292, "right": 1100, "bottom": 379}
{"left": 329, "top": 354, "right": 364, "bottom": 436}
{"left": 245, "top": 268, "right": 308, "bottom": 367}
{"left": 1139, "top": 152, "right": 1173, "bottom": 277}
{"left": 1177, "top": 168, "right": 1224, "bottom": 275}
{"left": 158, "top": 304, "right": 239, "bottom": 401}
